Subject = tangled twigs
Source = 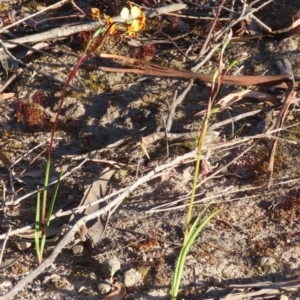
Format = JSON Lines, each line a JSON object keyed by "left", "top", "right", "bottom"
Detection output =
{"left": 1, "top": 149, "right": 198, "bottom": 299}
{"left": 195, "top": 0, "right": 226, "bottom": 61}
{"left": 0, "top": 0, "right": 70, "bottom": 34}
{"left": 205, "top": 279, "right": 300, "bottom": 299}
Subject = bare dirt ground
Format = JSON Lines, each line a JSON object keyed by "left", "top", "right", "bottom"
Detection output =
{"left": 1, "top": 0, "right": 300, "bottom": 299}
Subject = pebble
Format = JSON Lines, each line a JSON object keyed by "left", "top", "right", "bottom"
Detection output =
{"left": 124, "top": 268, "right": 142, "bottom": 287}
{"left": 102, "top": 257, "right": 121, "bottom": 278}
{"left": 97, "top": 280, "right": 112, "bottom": 295}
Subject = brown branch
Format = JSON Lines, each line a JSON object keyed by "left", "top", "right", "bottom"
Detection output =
{"left": 99, "top": 53, "right": 299, "bottom": 89}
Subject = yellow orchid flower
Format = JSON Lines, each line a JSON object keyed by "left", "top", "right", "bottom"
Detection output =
{"left": 120, "top": 7, "right": 129, "bottom": 20}
{"left": 104, "top": 14, "right": 116, "bottom": 34}
{"left": 131, "top": 6, "right": 141, "bottom": 18}
{"left": 127, "top": 19, "right": 140, "bottom": 37}
{"left": 91, "top": 8, "right": 100, "bottom": 20}
{"left": 120, "top": 5, "right": 146, "bottom": 37}
{"left": 137, "top": 11, "right": 146, "bottom": 30}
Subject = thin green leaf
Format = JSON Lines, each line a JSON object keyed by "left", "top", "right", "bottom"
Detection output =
{"left": 185, "top": 202, "right": 211, "bottom": 242}
{"left": 227, "top": 59, "right": 239, "bottom": 72}
{"left": 212, "top": 69, "right": 219, "bottom": 83}
{"left": 41, "top": 159, "right": 51, "bottom": 229}
{"left": 40, "top": 171, "right": 62, "bottom": 259}
{"left": 35, "top": 188, "right": 41, "bottom": 263}
{"left": 172, "top": 209, "right": 222, "bottom": 297}
{"left": 85, "top": 26, "right": 106, "bottom": 51}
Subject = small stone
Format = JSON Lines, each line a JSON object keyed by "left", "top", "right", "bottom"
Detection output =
{"left": 97, "top": 280, "right": 112, "bottom": 295}
{"left": 50, "top": 274, "right": 61, "bottom": 282}
{"left": 0, "top": 280, "right": 12, "bottom": 289}
{"left": 102, "top": 256, "right": 121, "bottom": 278}
{"left": 67, "top": 195, "right": 74, "bottom": 201}
{"left": 72, "top": 244, "right": 84, "bottom": 255}
{"left": 257, "top": 256, "right": 276, "bottom": 267}
{"left": 124, "top": 268, "right": 142, "bottom": 287}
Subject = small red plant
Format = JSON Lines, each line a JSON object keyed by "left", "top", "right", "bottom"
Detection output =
{"left": 142, "top": 43, "right": 156, "bottom": 61}
{"left": 16, "top": 90, "right": 45, "bottom": 126}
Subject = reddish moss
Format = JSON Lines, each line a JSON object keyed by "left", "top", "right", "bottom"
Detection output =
{"left": 16, "top": 90, "right": 45, "bottom": 126}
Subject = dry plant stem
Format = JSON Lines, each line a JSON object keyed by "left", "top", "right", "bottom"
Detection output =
{"left": 1, "top": 180, "right": 8, "bottom": 220}
{"left": 192, "top": 40, "right": 224, "bottom": 72}
{"left": 229, "top": 279, "right": 300, "bottom": 289}
{"left": 99, "top": 53, "right": 298, "bottom": 89}
{"left": 19, "top": 149, "right": 47, "bottom": 177}
{"left": 0, "top": 68, "right": 23, "bottom": 93}
{"left": 268, "top": 77, "right": 295, "bottom": 187}
{"left": 0, "top": 226, "right": 11, "bottom": 265}
{"left": 70, "top": 0, "right": 86, "bottom": 16}
{"left": 210, "top": 106, "right": 277, "bottom": 130}
{"left": 163, "top": 117, "right": 169, "bottom": 158}
{"left": 11, "top": 142, "right": 47, "bottom": 168}
{"left": 166, "top": 80, "right": 194, "bottom": 132}
{"left": 162, "top": 12, "right": 231, "bottom": 21}
{"left": 183, "top": 75, "right": 215, "bottom": 245}
{"left": 206, "top": 279, "right": 300, "bottom": 299}
{"left": 1, "top": 180, "right": 6, "bottom": 206}
{"left": 195, "top": 0, "right": 226, "bottom": 61}
{"left": 142, "top": 130, "right": 199, "bottom": 145}
{"left": 158, "top": 29, "right": 191, "bottom": 62}
{"left": 2, "top": 149, "right": 198, "bottom": 299}
{"left": 8, "top": 167, "right": 16, "bottom": 202}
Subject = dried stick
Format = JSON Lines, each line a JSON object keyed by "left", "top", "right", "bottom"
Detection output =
{"left": 205, "top": 279, "right": 300, "bottom": 299}
{"left": 0, "top": 226, "right": 11, "bottom": 265}
{"left": 166, "top": 80, "right": 194, "bottom": 132}
{"left": 195, "top": 0, "right": 226, "bottom": 61}
{"left": 0, "top": 68, "right": 24, "bottom": 93}
{"left": 268, "top": 59, "right": 295, "bottom": 187}
{"left": 11, "top": 141, "right": 47, "bottom": 168}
